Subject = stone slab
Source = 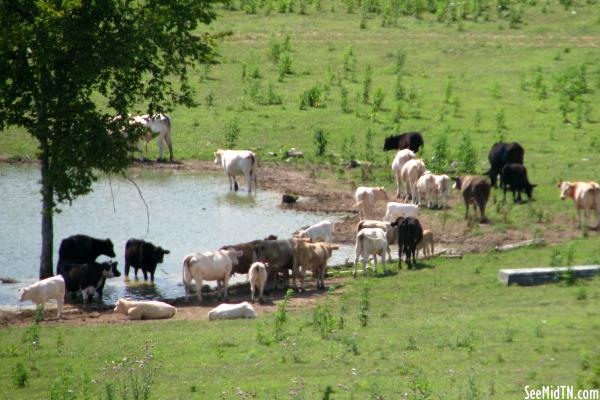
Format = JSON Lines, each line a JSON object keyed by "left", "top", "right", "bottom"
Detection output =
{"left": 498, "top": 265, "right": 600, "bottom": 286}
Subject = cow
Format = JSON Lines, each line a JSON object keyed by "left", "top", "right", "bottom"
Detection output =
{"left": 434, "top": 174, "right": 451, "bottom": 209}
{"left": 500, "top": 164, "right": 537, "bottom": 203}
{"left": 354, "top": 187, "right": 388, "bottom": 220}
{"left": 401, "top": 159, "right": 427, "bottom": 203}
{"left": 383, "top": 132, "right": 424, "bottom": 153}
{"left": 56, "top": 234, "right": 116, "bottom": 275}
{"left": 248, "top": 262, "right": 268, "bottom": 303}
{"left": 487, "top": 142, "right": 524, "bottom": 187}
{"left": 416, "top": 173, "right": 437, "bottom": 208}
{"left": 557, "top": 181, "right": 600, "bottom": 229}
{"left": 129, "top": 114, "right": 173, "bottom": 162}
{"left": 391, "top": 149, "right": 416, "bottom": 198}
{"left": 416, "top": 229, "right": 434, "bottom": 259}
{"left": 208, "top": 302, "right": 257, "bottom": 321}
{"left": 452, "top": 175, "right": 491, "bottom": 223}
{"left": 353, "top": 228, "right": 390, "bottom": 277}
{"left": 18, "top": 275, "right": 65, "bottom": 318}
{"left": 294, "top": 220, "right": 334, "bottom": 243}
{"left": 124, "top": 239, "right": 170, "bottom": 281}
{"left": 293, "top": 241, "right": 338, "bottom": 291}
{"left": 60, "top": 260, "right": 121, "bottom": 302}
{"left": 182, "top": 248, "right": 243, "bottom": 302}
{"left": 113, "top": 298, "right": 177, "bottom": 320}
{"left": 391, "top": 217, "right": 423, "bottom": 270}
{"left": 383, "top": 202, "right": 419, "bottom": 222}
{"left": 253, "top": 239, "right": 301, "bottom": 291}
{"left": 356, "top": 220, "right": 395, "bottom": 258}
{"left": 219, "top": 236, "right": 277, "bottom": 276}
{"left": 214, "top": 149, "right": 258, "bottom": 193}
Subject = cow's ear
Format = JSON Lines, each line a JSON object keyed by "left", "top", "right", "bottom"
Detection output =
{"left": 163, "top": 249, "right": 170, "bottom": 254}
{"left": 556, "top": 182, "right": 562, "bottom": 188}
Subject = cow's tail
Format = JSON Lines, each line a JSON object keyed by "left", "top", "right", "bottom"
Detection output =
{"left": 250, "top": 153, "right": 258, "bottom": 192}
{"left": 182, "top": 254, "right": 194, "bottom": 298}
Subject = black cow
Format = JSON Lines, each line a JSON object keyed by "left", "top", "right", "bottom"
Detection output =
{"left": 56, "top": 234, "right": 116, "bottom": 275}
{"left": 500, "top": 164, "right": 537, "bottom": 203}
{"left": 383, "top": 132, "right": 424, "bottom": 153}
{"left": 60, "top": 260, "right": 121, "bottom": 302}
{"left": 391, "top": 217, "right": 423, "bottom": 270}
{"left": 486, "top": 142, "right": 524, "bottom": 187}
{"left": 124, "top": 239, "right": 170, "bottom": 281}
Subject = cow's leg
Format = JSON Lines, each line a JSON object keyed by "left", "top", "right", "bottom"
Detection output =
{"left": 362, "top": 253, "right": 369, "bottom": 276}
{"left": 479, "top": 200, "right": 487, "bottom": 222}
{"left": 245, "top": 170, "right": 252, "bottom": 193}
{"left": 464, "top": 201, "right": 470, "bottom": 219}
{"left": 124, "top": 262, "right": 131, "bottom": 280}
{"left": 233, "top": 176, "right": 239, "bottom": 191}
{"left": 56, "top": 297, "right": 63, "bottom": 318}
{"left": 353, "top": 253, "right": 360, "bottom": 278}
{"left": 165, "top": 131, "right": 174, "bottom": 162}
{"left": 395, "top": 174, "right": 402, "bottom": 198}
{"left": 134, "top": 268, "right": 139, "bottom": 280}
{"left": 397, "top": 246, "right": 403, "bottom": 270}
{"left": 157, "top": 134, "right": 165, "bottom": 161}
{"left": 227, "top": 174, "right": 233, "bottom": 191}
{"left": 196, "top": 280, "right": 203, "bottom": 302}
{"left": 250, "top": 282, "right": 255, "bottom": 303}
{"left": 259, "top": 281, "right": 265, "bottom": 303}
{"left": 223, "top": 274, "right": 230, "bottom": 300}
{"left": 142, "top": 269, "right": 148, "bottom": 281}
{"left": 576, "top": 207, "right": 582, "bottom": 228}
{"left": 150, "top": 270, "right": 155, "bottom": 282}
{"left": 382, "top": 251, "right": 387, "bottom": 275}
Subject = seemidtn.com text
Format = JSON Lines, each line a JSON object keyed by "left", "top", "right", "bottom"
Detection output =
{"left": 525, "top": 386, "right": 599, "bottom": 400}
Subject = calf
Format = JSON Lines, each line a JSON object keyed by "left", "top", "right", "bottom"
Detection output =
{"left": 56, "top": 234, "right": 116, "bottom": 276}
{"left": 295, "top": 220, "right": 334, "bottom": 243}
{"left": 434, "top": 174, "right": 451, "bottom": 209}
{"left": 60, "top": 261, "right": 121, "bottom": 302}
{"left": 500, "top": 164, "right": 536, "bottom": 203}
{"left": 113, "top": 298, "right": 177, "bottom": 320}
{"left": 383, "top": 132, "right": 424, "bottom": 153}
{"left": 248, "top": 262, "right": 268, "bottom": 303}
{"left": 124, "top": 239, "right": 170, "bottom": 281}
{"left": 354, "top": 228, "right": 390, "bottom": 277}
{"left": 254, "top": 239, "right": 305, "bottom": 291}
{"left": 208, "top": 302, "right": 257, "bottom": 320}
{"left": 356, "top": 220, "right": 395, "bottom": 258}
{"left": 18, "top": 275, "right": 65, "bottom": 318}
{"left": 354, "top": 187, "right": 388, "bottom": 220}
{"left": 487, "top": 141, "right": 525, "bottom": 187}
{"left": 383, "top": 202, "right": 419, "bottom": 222}
{"left": 391, "top": 217, "right": 423, "bottom": 269}
{"left": 401, "top": 159, "right": 427, "bottom": 203}
{"left": 416, "top": 173, "right": 436, "bottom": 208}
{"left": 391, "top": 149, "right": 416, "bottom": 198}
{"left": 182, "top": 248, "right": 243, "bottom": 302}
{"left": 293, "top": 241, "right": 338, "bottom": 291}
{"left": 452, "top": 175, "right": 491, "bottom": 223}
{"left": 557, "top": 181, "right": 600, "bottom": 229}
{"left": 416, "top": 229, "right": 434, "bottom": 259}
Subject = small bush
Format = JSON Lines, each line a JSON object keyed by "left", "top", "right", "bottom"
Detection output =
{"left": 456, "top": 131, "right": 478, "bottom": 173}
{"left": 313, "top": 128, "right": 329, "bottom": 156}
{"left": 365, "top": 128, "right": 375, "bottom": 162}
{"left": 312, "top": 295, "right": 335, "bottom": 338}
{"left": 273, "top": 289, "right": 294, "bottom": 341}
{"left": 12, "top": 362, "right": 28, "bottom": 388}
{"left": 372, "top": 88, "right": 385, "bottom": 112}
{"left": 430, "top": 127, "right": 450, "bottom": 173}
{"left": 395, "top": 73, "right": 405, "bottom": 100}
{"left": 340, "top": 84, "right": 350, "bottom": 113}
{"left": 362, "top": 65, "right": 372, "bottom": 103}
{"left": 300, "top": 84, "right": 326, "bottom": 109}
{"left": 278, "top": 52, "right": 294, "bottom": 80}
{"left": 358, "top": 284, "right": 370, "bottom": 327}
{"left": 224, "top": 118, "right": 241, "bottom": 149}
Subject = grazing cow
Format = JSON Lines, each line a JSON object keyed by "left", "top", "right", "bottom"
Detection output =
{"left": 182, "top": 248, "right": 243, "bottom": 302}
{"left": 500, "top": 164, "right": 537, "bottom": 203}
{"left": 557, "top": 181, "right": 600, "bottom": 228}
{"left": 383, "top": 132, "right": 424, "bottom": 153}
{"left": 391, "top": 149, "right": 417, "bottom": 198}
{"left": 57, "top": 234, "right": 116, "bottom": 275}
{"left": 434, "top": 174, "right": 451, "bottom": 209}
{"left": 214, "top": 149, "right": 258, "bottom": 193}
{"left": 295, "top": 220, "right": 334, "bottom": 243}
{"left": 60, "top": 261, "right": 121, "bottom": 302}
{"left": 383, "top": 202, "right": 419, "bottom": 222}
{"left": 18, "top": 275, "right": 65, "bottom": 318}
{"left": 124, "top": 239, "right": 170, "bottom": 281}
{"left": 293, "top": 241, "right": 338, "bottom": 291}
{"left": 129, "top": 114, "right": 173, "bottom": 162}
{"left": 452, "top": 176, "right": 491, "bottom": 223}
{"left": 354, "top": 187, "right": 389, "bottom": 220}
{"left": 487, "top": 142, "right": 525, "bottom": 187}
{"left": 416, "top": 173, "right": 437, "bottom": 208}
{"left": 416, "top": 229, "right": 434, "bottom": 259}
{"left": 113, "top": 298, "right": 177, "bottom": 320}
{"left": 391, "top": 217, "right": 423, "bottom": 269}
{"left": 254, "top": 239, "right": 302, "bottom": 290}
{"left": 356, "top": 220, "right": 395, "bottom": 258}
{"left": 354, "top": 228, "right": 390, "bottom": 277}
{"left": 248, "top": 262, "right": 268, "bottom": 303}
{"left": 208, "top": 302, "right": 257, "bottom": 321}
{"left": 401, "top": 159, "right": 427, "bottom": 203}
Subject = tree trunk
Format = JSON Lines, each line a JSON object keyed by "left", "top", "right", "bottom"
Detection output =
{"left": 39, "top": 140, "right": 54, "bottom": 279}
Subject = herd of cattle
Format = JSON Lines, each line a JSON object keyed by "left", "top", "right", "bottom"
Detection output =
{"left": 17, "top": 128, "right": 600, "bottom": 320}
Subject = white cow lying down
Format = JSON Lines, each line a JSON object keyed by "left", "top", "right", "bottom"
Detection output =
{"left": 208, "top": 302, "right": 257, "bottom": 321}
{"left": 19, "top": 275, "right": 65, "bottom": 318}
{"left": 113, "top": 298, "right": 177, "bottom": 320}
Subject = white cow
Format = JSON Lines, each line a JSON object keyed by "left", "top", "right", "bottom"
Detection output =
{"left": 401, "top": 159, "right": 427, "bottom": 203}
{"left": 354, "top": 228, "right": 390, "bottom": 277}
{"left": 214, "top": 149, "right": 258, "bottom": 193}
{"left": 248, "top": 262, "right": 268, "bottom": 303}
{"left": 416, "top": 173, "right": 437, "bottom": 208}
{"left": 208, "top": 302, "right": 257, "bottom": 320}
{"left": 558, "top": 181, "right": 600, "bottom": 228}
{"left": 113, "top": 298, "right": 177, "bottom": 320}
{"left": 18, "top": 275, "right": 65, "bottom": 318}
{"left": 434, "top": 174, "right": 451, "bottom": 209}
{"left": 391, "top": 149, "right": 416, "bottom": 199}
{"left": 356, "top": 220, "right": 395, "bottom": 258}
{"left": 129, "top": 114, "right": 173, "bottom": 162}
{"left": 182, "top": 248, "right": 243, "bottom": 302}
{"left": 383, "top": 202, "right": 419, "bottom": 222}
{"left": 295, "top": 220, "right": 334, "bottom": 243}
{"left": 354, "top": 186, "right": 389, "bottom": 220}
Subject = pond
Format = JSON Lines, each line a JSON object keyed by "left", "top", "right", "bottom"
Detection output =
{"left": 0, "top": 164, "right": 352, "bottom": 308}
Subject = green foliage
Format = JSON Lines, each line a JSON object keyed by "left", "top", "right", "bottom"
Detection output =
{"left": 342, "top": 45, "right": 357, "bottom": 81}
{"left": 224, "top": 118, "right": 241, "bottom": 149}
{"left": 445, "top": 77, "right": 454, "bottom": 104}
{"left": 362, "top": 65, "right": 373, "bottom": 103}
{"left": 394, "top": 50, "right": 407, "bottom": 74}
{"left": 358, "top": 284, "right": 370, "bottom": 327}
{"left": 312, "top": 294, "right": 335, "bottom": 338}
{"left": 340, "top": 84, "right": 351, "bottom": 113}
{"left": 100, "top": 343, "right": 157, "bottom": 400}
{"left": 273, "top": 289, "right": 293, "bottom": 342}
{"left": 278, "top": 52, "right": 294, "bottom": 80}
{"left": 341, "top": 131, "right": 357, "bottom": 164}
{"left": 300, "top": 84, "right": 326, "bottom": 109}
{"left": 495, "top": 108, "right": 506, "bottom": 132}
{"left": 395, "top": 73, "right": 406, "bottom": 100}
{"left": 365, "top": 128, "right": 375, "bottom": 162}
{"left": 372, "top": 88, "right": 385, "bottom": 112}
{"left": 313, "top": 128, "right": 329, "bottom": 156}
{"left": 430, "top": 127, "right": 450, "bottom": 173}
{"left": 554, "top": 64, "right": 588, "bottom": 100}
{"left": 12, "top": 362, "right": 28, "bottom": 389}
{"left": 456, "top": 131, "right": 478, "bottom": 173}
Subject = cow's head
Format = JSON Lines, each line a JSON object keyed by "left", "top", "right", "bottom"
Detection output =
{"left": 525, "top": 183, "right": 538, "bottom": 200}
{"left": 224, "top": 249, "right": 244, "bottom": 266}
{"left": 390, "top": 216, "right": 406, "bottom": 227}
{"left": 155, "top": 247, "right": 170, "bottom": 263}
{"left": 451, "top": 177, "right": 463, "bottom": 190}
{"left": 325, "top": 244, "right": 339, "bottom": 258}
{"left": 214, "top": 149, "right": 224, "bottom": 165}
{"left": 102, "top": 261, "right": 121, "bottom": 278}
{"left": 557, "top": 181, "right": 574, "bottom": 200}
{"left": 103, "top": 239, "right": 116, "bottom": 258}
{"left": 376, "top": 187, "right": 389, "bottom": 200}
{"left": 114, "top": 298, "right": 128, "bottom": 314}
{"left": 18, "top": 287, "right": 29, "bottom": 302}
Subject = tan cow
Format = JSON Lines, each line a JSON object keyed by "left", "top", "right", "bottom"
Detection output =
{"left": 557, "top": 181, "right": 600, "bottom": 228}
{"left": 416, "top": 229, "right": 434, "bottom": 259}
{"left": 452, "top": 175, "right": 491, "bottom": 223}
{"left": 354, "top": 187, "right": 389, "bottom": 220}
{"left": 293, "top": 241, "right": 338, "bottom": 291}
{"left": 401, "top": 159, "right": 427, "bottom": 203}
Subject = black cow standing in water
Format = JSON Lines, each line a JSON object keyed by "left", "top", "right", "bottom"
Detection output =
{"left": 124, "top": 239, "right": 170, "bottom": 281}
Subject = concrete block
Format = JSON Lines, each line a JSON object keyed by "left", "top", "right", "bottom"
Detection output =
{"left": 498, "top": 265, "right": 600, "bottom": 286}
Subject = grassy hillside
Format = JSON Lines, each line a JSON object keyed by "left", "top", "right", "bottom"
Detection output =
{"left": 1, "top": 239, "right": 599, "bottom": 398}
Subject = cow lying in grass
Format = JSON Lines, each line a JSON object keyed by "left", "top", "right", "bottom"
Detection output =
{"left": 113, "top": 298, "right": 177, "bottom": 320}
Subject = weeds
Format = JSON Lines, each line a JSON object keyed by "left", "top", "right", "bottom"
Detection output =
{"left": 313, "top": 128, "right": 329, "bottom": 157}
{"left": 312, "top": 292, "right": 335, "bottom": 338}
{"left": 100, "top": 342, "right": 157, "bottom": 400}
{"left": 224, "top": 118, "right": 241, "bottom": 149}
{"left": 358, "top": 284, "right": 370, "bottom": 328}
{"left": 274, "top": 289, "right": 294, "bottom": 342}
{"left": 12, "top": 362, "right": 28, "bottom": 388}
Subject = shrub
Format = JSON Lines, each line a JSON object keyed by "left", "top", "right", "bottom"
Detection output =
{"left": 264, "top": 82, "right": 282, "bottom": 105}
{"left": 358, "top": 284, "right": 370, "bottom": 327}
{"left": 365, "top": 128, "right": 375, "bottom": 162}
{"left": 341, "top": 131, "right": 357, "bottom": 164}
{"left": 274, "top": 289, "right": 293, "bottom": 341}
{"left": 456, "top": 131, "right": 478, "bottom": 173}
{"left": 430, "top": 127, "right": 450, "bottom": 173}
{"left": 12, "top": 362, "right": 28, "bottom": 388}
{"left": 362, "top": 65, "right": 372, "bottom": 103}
{"left": 100, "top": 343, "right": 158, "bottom": 400}
{"left": 554, "top": 64, "right": 588, "bottom": 100}
{"left": 313, "top": 128, "right": 329, "bottom": 156}
{"left": 340, "top": 84, "right": 350, "bottom": 113}
{"left": 395, "top": 73, "right": 405, "bottom": 100}
{"left": 473, "top": 109, "right": 482, "bottom": 130}
{"left": 372, "top": 88, "right": 385, "bottom": 112}
{"left": 342, "top": 46, "right": 356, "bottom": 81}
{"left": 394, "top": 50, "right": 407, "bottom": 74}
{"left": 224, "top": 118, "right": 241, "bottom": 149}
{"left": 300, "top": 84, "right": 326, "bottom": 109}
{"left": 278, "top": 52, "right": 293, "bottom": 80}
{"left": 495, "top": 108, "right": 506, "bottom": 132}
{"left": 445, "top": 77, "right": 454, "bottom": 103}
{"left": 312, "top": 295, "right": 335, "bottom": 338}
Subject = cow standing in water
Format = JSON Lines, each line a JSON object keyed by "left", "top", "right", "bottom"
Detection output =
{"left": 214, "top": 149, "right": 258, "bottom": 193}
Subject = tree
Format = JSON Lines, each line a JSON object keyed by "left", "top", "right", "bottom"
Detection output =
{"left": 0, "top": 1, "right": 217, "bottom": 278}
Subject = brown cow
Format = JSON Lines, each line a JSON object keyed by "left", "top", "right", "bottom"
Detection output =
{"left": 452, "top": 175, "right": 491, "bottom": 223}
{"left": 220, "top": 235, "right": 277, "bottom": 275}
{"left": 293, "top": 241, "right": 338, "bottom": 291}
{"left": 416, "top": 229, "right": 434, "bottom": 259}
{"left": 557, "top": 181, "right": 600, "bottom": 229}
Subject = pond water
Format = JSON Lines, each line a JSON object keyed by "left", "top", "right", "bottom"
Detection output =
{"left": 0, "top": 164, "right": 352, "bottom": 308}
